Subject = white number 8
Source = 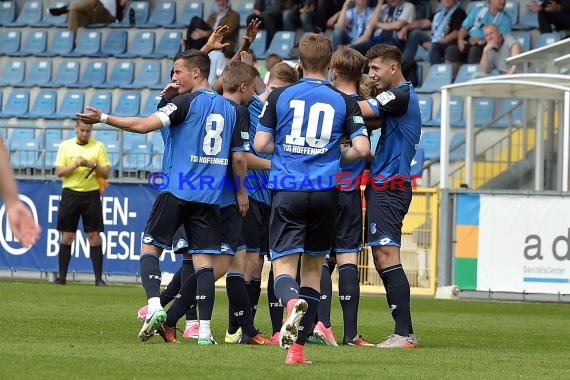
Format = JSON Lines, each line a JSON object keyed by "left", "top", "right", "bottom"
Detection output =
{"left": 203, "top": 113, "right": 225, "bottom": 155}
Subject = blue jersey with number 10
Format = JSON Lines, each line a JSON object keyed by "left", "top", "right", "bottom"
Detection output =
{"left": 155, "top": 89, "right": 249, "bottom": 205}
{"left": 258, "top": 78, "right": 367, "bottom": 191}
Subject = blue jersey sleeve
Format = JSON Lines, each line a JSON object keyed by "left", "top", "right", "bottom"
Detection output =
{"left": 155, "top": 92, "right": 197, "bottom": 128}
{"left": 231, "top": 104, "right": 251, "bottom": 152}
{"left": 344, "top": 95, "right": 368, "bottom": 140}
{"left": 366, "top": 89, "right": 410, "bottom": 119}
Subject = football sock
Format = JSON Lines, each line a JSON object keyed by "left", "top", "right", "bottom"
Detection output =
{"left": 338, "top": 263, "right": 360, "bottom": 340}
{"left": 226, "top": 273, "right": 257, "bottom": 337}
{"left": 267, "top": 268, "right": 283, "bottom": 334}
{"left": 165, "top": 271, "right": 197, "bottom": 328}
{"left": 140, "top": 253, "right": 161, "bottom": 299}
{"left": 199, "top": 320, "right": 212, "bottom": 339}
{"left": 274, "top": 274, "right": 299, "bottom": 307}
{"left": 57, "top": 244, "right": 72, "bottom": 280}
{"left": 379, "top": 264, "right": 412, "bottom": 337}
{"left": 226, "top": 274, "right": 240, "bottom": 335}
{"left": 160, "top": 266, "right": 181, "bottom": 306}
{"left": 90, "top": 245, "right": 104, "bottom": 281}
{"left": 181, "top": 259, "right": 197, "bottom": 321}
{"left": 317, "top": 262, "right": 332, "bottom": 328}
{"left": 196, "top": 267, "right": 215, "bottom": 321}
{"left": 185, "top": 319, "right": 198, "bottom": 329}
{"left": 247, "top": 277, "right": 262, "bottom": 320}
{"left": 297, "top": 287, "right": 320, "bottom": 345}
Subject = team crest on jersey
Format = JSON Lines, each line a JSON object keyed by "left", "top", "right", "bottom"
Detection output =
{"left": 376, "top": 91, "right": 395, "bottom": 105}
{"left": 158, "top": 103, "right": 177, "bottom": 116}
{"left": 353, "top": 116, "right": 364, "bottom": 124}
{"left": 241, "top": 131, "right": 249, "bottom": 140}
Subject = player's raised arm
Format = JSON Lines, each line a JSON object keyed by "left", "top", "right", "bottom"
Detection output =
{"left": 76, "top": 106, "right": 164, "bottom": 134}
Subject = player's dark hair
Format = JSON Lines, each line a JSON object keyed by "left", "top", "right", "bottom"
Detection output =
{"left": 331, "top": 47, "right": 366, "bottom": 83}
{"left": 222, "top": 61, "right": 259, "bottom": 93}
{"left": 365, "top": 44, "right": 402, "bottom": 67}
{"left": 174, "top": 49, "right": 211, "bottom": 78}
{"left": 299, "top": 34, "right": 332, "bottom": 73}
{"left": 265, "top": 53, "right": 283, "bottom": 71}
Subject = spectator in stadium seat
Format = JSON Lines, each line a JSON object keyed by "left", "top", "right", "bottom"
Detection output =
{"left": 445, "top": 0, "right": 512, "bottom": 78}
{"left": 331, "top": 0, "right": 377, "bottom": 51}
{"left": 49, "top": 0, "right": 128, "bottom": 31}
{"left": 53, "top": 121, "right": 110, "bottom": 286}
{"left": 317, "top": 0, "right": 345, "bottom": 32}
{"left": 528, "top": 0, "right": 570, "bottom": 34}
{"left": 0, "top": 137, "right": 41, "bottom": 248}
{"left": 184, "top": 0, "right": 240, "bottom": 56}
{"left": 249, "top": 0, "right": 285, "bottom": 49}
{"left": 350, "top": 0, "right": 416, "bottom": 55}
{"left": 283, "top": 0, "right": 317, "bottom": 34}
{"left": 479, "top": 24, "right": 522, "bottom": 74}
{"left": 399, "top": 0, "right": 466, "bottom": 84}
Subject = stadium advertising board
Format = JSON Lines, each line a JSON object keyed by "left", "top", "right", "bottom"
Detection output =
{"left": 0, "top": 181, "right": 180, "bottom": 275}
{"left": 455, "top": 193, "right": 570, "bottom": 294}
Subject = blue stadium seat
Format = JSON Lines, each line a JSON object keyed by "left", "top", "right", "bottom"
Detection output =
{"left": 51, "top": 60, "right": 81, "bottom": 87}
{"left": 113, "top": 92, "right": 141, "bottom": 117}
{"left": 21, "top": 60, "right": 53, "bottom": 87}
{"left": 0, "top": 60, "right": 26, "bottom": 87}
{"left": 8, "top": 0, "right": 43, "bottom": 27}
{"left": 49, "top": 91, "right": 85, "bottom": 119}
{"left": 14, "top": 30, "right": 47, "bottom": 56}
{"left": 39, "top": 0, "right": 69, "bottom": 27}
{"left": 100, "top": 30, "right": 128, "bottom": 57}
{"left": 0, "top": 92, "right": 3, "bottom": 118}
{"left": 418, "top": 95, "right": 433, "bottom": 126}
{"left": 416, "top": 64, "right": 453, "bottom": 93}
{"left": 111, "top": 1, "right": 150, "bottom": 28}
{"left": 172, "top": 1, "right": 204, "bottom": 28}
{"left": 10, "top": 138, "right": 40, "bottom": 170}
{"left": 95, "top": 130, "right": 119, "bottom": 144}
{"left": 454, "top": 64, "right": 482, "bottom": 83}
{"left": 535, "top": 32, "right": 561, "bottom": 49}
{"left": 258, "top": 31, "right": 296, "bottom": 59}
{"left": 414, "top": 46, "right": 429, "bottom": 62}
{"left": 0, "top": 30, "right": 21, "bottom": 56}
{"left": 420, "top": 130, "right": 441, "bottom": 161}
{"left": 151, "top": 131, "right": 165, "bottom": 154}
{"left": 74, "top": 61, "right": 107, "bottom": 88}
{"left": 248, "top": 30, "right": 267, "bottom": 58}
{"left": 148, "top": 31, "right": 182, "bottom": 58}
{"left": 141, "top": 92, "right": 162, "bottom": 116}
{"left": 0, "top": 90, "right": 30, "bottom": 118}
{"left": 11, "top": 127, "right": 35, "bottom": 140}
{"left": 123, "top": 132, "right": 147, "bottom": 150}
{"left": 125, "top": 61, "right": 162, "bottom": 89}
{"left": 141, "top": 1, "right": 176, "bottom": 28}
{"left": 25, "top": 90, "right": 58, "bottom": 118}
{"left": 513, "top": 6, "right": 538, "bottom": 30}
{"left": 105, "top": 141, "right": 120, "bottom": 169}
{"left": 410, "top": 148, "right": 425, "bottom": 178}
{"left": 495, "top": 98, "right": 525, "bottom": 128}
{"left": 38, "top": 30, "right": 75, "bottom": 57}
{"left": 237, "top": 0, "right": 255, "bottom": 27}
{"left": 98, "top": 61, "right": 135, "bottom": 88}
{"left": 0, "top": 1, "right": 16, "bottom": 25}
{"left": 504, "top": 1, "right": 519, "bottom": 25}
{"left": 151, "top": 154, "right": 162, "bottom": 172}
{"left": 123, "top": 143, "right": 153, "bottom": 171}
{"left": 118, "top": 31, "right": 155, "bottom": 58}
{"left": 0, "top": 126, "right": 7, "bottom": 139}
{"left": 45, "top": 129, "right": 62, "bottom": 141}
{"left": 44, "top": 139, "right": 62, "bottom": 170}
{"left": 425, "top": 97, "right": 464, "bottom": 128}
{"left": 65, "top": 31, "right": 102, "bottom": 57}
{"left": 449, "top": 131, "right": 466, "bottom": 162}
{"left": 513, "top": 31, "right": 531, "bottom": 52}
{"left": 474, "top": 98, "right": 496, "bottom": 127}
{"left": 89, "top": 92, "right": 113, "bottom": 115}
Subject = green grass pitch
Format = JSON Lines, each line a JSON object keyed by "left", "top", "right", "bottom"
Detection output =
{"left": 1, "top": 280, "right": 568, "bottom": 379}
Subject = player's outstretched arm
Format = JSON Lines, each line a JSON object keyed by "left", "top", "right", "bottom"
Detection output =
{"left": 254, "top": 131, "right": 274, "bottom": 154}
{"left": 341, "top": 135, "right": 370, "bottom": 163}
{"left": 76, "top": 106, "right": 164, "bottom": 134}
{"left": 0, "top": 137, "right": 40, "bottom": 247}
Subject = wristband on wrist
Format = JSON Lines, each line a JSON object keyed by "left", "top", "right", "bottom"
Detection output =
{"left": 100, "top": 113, "right": 108, "bottom": 124}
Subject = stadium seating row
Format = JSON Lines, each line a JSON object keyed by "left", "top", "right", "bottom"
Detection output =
{"left": 0, "top": 58, "right": 171, "bottom": 89}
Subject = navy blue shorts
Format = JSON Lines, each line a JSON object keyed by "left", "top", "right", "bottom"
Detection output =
{"left": 269, "top": 189, "right": 338, "bottom": 260}
{"left": 332, "top": 190, "right": 363, "bottom": 254}
{"left": 365, "top": 181, "right": 412, "bottom": 247}
{"left": 143, "top": 192, "right": 221, "bottom": 254}
{"left": 243, "top": 198, "right": 270, "bottom": 256}
{"left": 221, "top": 204, "right": 245, "bottom": 255}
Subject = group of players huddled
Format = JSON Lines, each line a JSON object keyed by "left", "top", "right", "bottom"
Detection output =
{"left": 76, "top": 19, "right": 421, "bottom": 365}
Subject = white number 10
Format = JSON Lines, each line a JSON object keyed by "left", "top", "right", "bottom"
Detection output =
{"left": 286, "top": 100, "right": 334, "bottom": 148}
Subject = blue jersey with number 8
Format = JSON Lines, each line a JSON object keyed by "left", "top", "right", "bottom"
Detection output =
{"left": 257, "top": 78, "right": 367, "bottom": 191}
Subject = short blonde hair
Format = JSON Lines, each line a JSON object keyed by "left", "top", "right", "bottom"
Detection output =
{"left": 330, "top": 47, "right": 366, "bottom": 83}
{"left": 299, "top": 34, "right": 332, "bottom": 73}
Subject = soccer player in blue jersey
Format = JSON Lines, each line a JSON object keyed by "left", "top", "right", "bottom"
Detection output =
{"left": 76, "top": 48, "right": 250, "bottom": 345}
{"left": 243, "top": 62, "right": 300, "bottom": 344}
{"left": 254, "top": 34, "right": 370, "bottom": 365}
{"left": 358, "top": 44, "right": 421, "bottom": 349}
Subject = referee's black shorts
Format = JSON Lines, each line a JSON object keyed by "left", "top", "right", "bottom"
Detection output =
{"left": 57, "top": 188, "right": 104, "bottom": 233}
